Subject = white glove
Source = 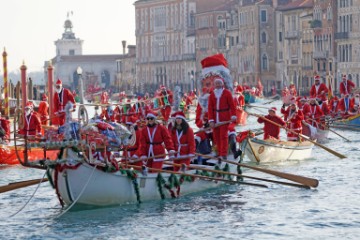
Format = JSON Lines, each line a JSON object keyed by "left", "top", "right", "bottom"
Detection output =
{"left": 169, "top": 150, "right": 176, "bottom": 155}
{"left": 132, "top": 155, "right": 138, "bottom": 159}
{"left": 140, "top": 155, "right": 147, "bottom": 159}
{"left": 188, "top": 154, "right": 195, "bottom": 158}
{"left": 231, "top": 116, "right": 237, "bottom": 121}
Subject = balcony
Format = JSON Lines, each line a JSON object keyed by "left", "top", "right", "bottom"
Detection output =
{"left": 334, "top": 32, "right": 349, "bottom": 40}
{"left": 313, "top": 50, "right": 329, "bottom": 60}
{"left": 285, "top": 31, "right": 299, "bottom": 39}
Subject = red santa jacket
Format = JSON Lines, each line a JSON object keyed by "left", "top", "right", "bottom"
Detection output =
{"left": 0, "top": 117, "right": 11, "bottom": 140}
{"left": 171, "top": 127, "right": 195, "bottom": 157}
{"left": 233, "top": 94, "right": 245, "bottom": 109}
{"left": 257, "top": 115, "right": 286, "bottom": 140}
{"left": 319, "top": 102, "right": 330, "bottom": 116}
{"left": 310, "top": 83, "right": 329, "bottom": 101}
{"left": 18, "top": 112, "right": 42, "bottom": 136}
{"left": 302, "top": 104, "right": 324, "bottom": 126}
{"left": 123, "top": 127, "right": 142, "bottom": 158}
{"left": 329, "top": 98, "right": 339, "bottom": 113}
{"left": 287, "top": 110, "right": 304, "bottom": 131}
{"left": 208, "top": 88, "right": 236, "bottom": 123}
{"left": 53, "top": 88, "right": 76, "bottom": 114}
{"left": 37, "top": 101, "right": 49, "bottom": 125}
{"left": 195, "top": 103, "right": 208, "bottom": 128}
{"left": 340, "top": 80, "right": 355, "bottom": 95}
{"left": 137, "top": 124, "right": 175, "bottom": 159}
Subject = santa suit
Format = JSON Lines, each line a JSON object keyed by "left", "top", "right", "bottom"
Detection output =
{"left": 171, "top": 127, "right": 195, "bottom": 171}
{"left": 303, "top": 104, "right": 324, "bottom": 128}
{"left": 258, "top": 115, "right": 286, "bottom": 140}
{"left": 329, "top": 98, "right": 339, "bottom": 117}
{"left": 289, "top": 84, "right": 297, "bottom": 97}
{"left": 159, "top": 90, "right": 173, "bottom": 122}
{"left": 233, "top": 93, "right": 246, "bottom": 125}
{"left": 194, "top": 103, "right": 212, "bottom": 153}
{"left": 37, "top": 101, "right": 49, "bottom": 125}
{"left": 208, "top": 88, "right": 236, "bottom": 157}
{"left": 310, "top": 83, "right": 329, "bottom": 101}
{"left": 113, "top": 104, "right": 124, "bottom": 123}
{"left": 281, "top": 106, "right": 291, "bottom": 121}
{"left": 0, "top": 117, "right": 10, "bottom": 142}
{"left": 18, "top": 112, "right": 42, "bottom": 136}
{"left": 319, "top": 101, "right": 330, "bottom": 116}
{"left": 337, "top": 97, "right": 355, "bottom": 117}
{"left": 137, "top": 124, "right": 175, "bottom": 170}
{"left": 235, "top": 85, "right": 243, "bottom": 93}
{"left": 121, "top": 105, "right": 135, "bottom": 124}
{"left": 131, "top": 103, "right": 142, "bottom": 121}
{"left": 100, "top": 108, "right": 116, "bottom": 122}
{"left": 123, "top": 126, "right": 142, "bottom": 166}
{"left": 53, "top": 88, "right": 76, "bottom": 126}
{"left": 286, "top": 109, "right": 304, "bottom": 141}
{"left": 340, "top": 80, "right": 355, "bottom": 95}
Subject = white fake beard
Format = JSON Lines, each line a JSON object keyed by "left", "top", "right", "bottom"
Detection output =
{"left": 25, "top": 110, "right": 32, "bottom": 116}
{"left": 214, "top": 88, "right": 223, "bottom": 98}
{"left": 56, "top": 87, "right": 62, "bottom": 94}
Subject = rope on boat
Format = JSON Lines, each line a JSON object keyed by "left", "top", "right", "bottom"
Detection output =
{"left": 8, "top": 171, "right": 48, "bottom": 218}
{"left": 55, "top": 163, "right": 98, "bottom": 218}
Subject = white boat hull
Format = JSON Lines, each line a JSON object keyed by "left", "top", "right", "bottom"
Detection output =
{"left": 244, "top": 138, "right": 314, "bottom": 163}
{"left": 53, "top": 158, "right": 237, "bottom": 207}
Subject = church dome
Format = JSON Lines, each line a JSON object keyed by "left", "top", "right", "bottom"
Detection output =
{"left": 64, "top": 19, "right": 73, "bottom": 29}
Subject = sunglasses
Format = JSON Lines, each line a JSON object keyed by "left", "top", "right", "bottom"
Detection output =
{"left": 147, "top": 117, "right": 155, "bottom": 120}
{"left": 55, "top": 85, "right": 61, "bottom": 89}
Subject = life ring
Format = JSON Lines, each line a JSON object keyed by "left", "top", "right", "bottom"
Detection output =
{"left": 258, "top": 146, "right": 265, "bottom": 154}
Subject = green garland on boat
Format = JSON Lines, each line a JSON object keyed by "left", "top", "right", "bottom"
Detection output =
{"left": 156, "top": 173, "right": 166, "bottom": 199}
{"left": 126, "top": 169, "right": 141, "bottom": 203}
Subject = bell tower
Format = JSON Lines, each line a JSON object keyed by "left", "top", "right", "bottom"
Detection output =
{"left": 54, "top": 12, "right": 83, "bottom": 56}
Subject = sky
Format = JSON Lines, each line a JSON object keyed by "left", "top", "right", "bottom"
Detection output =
{"left": 0, "top": 0, "right": 136, "bottom": 74}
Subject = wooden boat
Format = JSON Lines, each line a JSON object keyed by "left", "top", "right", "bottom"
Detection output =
{"left": 48, "top": 148, "right": 238, "bottom": 207}
{"left": 0, "top": 144, "right": 59, "bottom": 165}
{"left": 332, "top": 114, "right": 360, "bottom": 131}
{"left": 244, "top": 137, "right": 314, "bottom": 163}
{"left": 302, "top": 123, "right": 330, "bottom": 143}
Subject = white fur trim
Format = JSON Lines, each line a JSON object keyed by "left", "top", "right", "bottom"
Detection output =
{"left": 202, "top": 65, "right": 230, "bottom": 76}
{"left": 175, "top": 115, "right": 187, "bottom": 121}
{"left": 146, "top": 113, "right": 157, "bottom": 119}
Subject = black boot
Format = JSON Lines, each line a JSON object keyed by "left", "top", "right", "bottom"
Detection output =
{"left": 234, "top": 149, "right": 242, "bottom": 159}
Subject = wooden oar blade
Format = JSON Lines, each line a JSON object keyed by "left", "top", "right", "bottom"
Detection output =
{"left": 0, "top": 178, "right": 49, "bottom": 194}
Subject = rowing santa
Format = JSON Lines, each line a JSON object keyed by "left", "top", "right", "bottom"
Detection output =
{"left": 157, "top": 85, "right": 173, "bottom": 123}
{"left": 339, "top": 74, "right": 355, "bottom": 96}
{"left": 310, "top": 75, "right": 329, "bottom": 101}
{"left": 53, "top": 79, "right": 76, "bottom": 126}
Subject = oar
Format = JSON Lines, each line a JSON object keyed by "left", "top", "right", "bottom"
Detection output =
{"left": 0, "top": 178, "right": 49, "bottom": 194}
{"left": 165, "top": 161, "right": 310, "bottom": 189}
{"left": 194, "top": 120, "right": 234, "bottom": 134}
{"left": 195, "top": 153, "right": 319, "bottom": 188}
{"left": 127, "top": 165, "right": 268, "bottom": 188}
{"left": 248, "top": 112, "right": 347, "bottom": 159}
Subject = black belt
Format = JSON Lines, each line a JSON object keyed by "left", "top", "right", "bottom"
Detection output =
{"left": 127, "top": 148, "right": 138, "bottom": 151}
{"left": 146, "top": 142, "right": 162, "bottom": 145}
{"left": 215, "top": 108, "right": 229, "bottom": 112}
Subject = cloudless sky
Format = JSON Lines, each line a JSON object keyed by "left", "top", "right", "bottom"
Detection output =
{"left": 0, "top": 0, "right": 136, "bottom": 73}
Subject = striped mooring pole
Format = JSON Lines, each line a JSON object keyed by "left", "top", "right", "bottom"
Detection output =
{"left": 2, "top": 48, "right": 9, "bottom": 117}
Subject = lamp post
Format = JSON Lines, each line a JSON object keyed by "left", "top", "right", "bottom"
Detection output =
{"left": 190, "top": 74, "right": 194, "bottom": 91}
{"left": 77, "top": 66, "right": 84, "bottom": 104}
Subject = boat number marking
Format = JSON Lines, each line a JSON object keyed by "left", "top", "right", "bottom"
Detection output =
{"left": 258, "top": 146, "right": 265, "bottom": 155}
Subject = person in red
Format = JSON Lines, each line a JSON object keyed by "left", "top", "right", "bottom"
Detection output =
{"left": 208, "top": 77, "right": 236, "bottom": 160}
{"left": 281, "top": 97, "right": 297, "bottom": 120}
{"left": 122, "top": 116, "right": 143, "bottom": 167}
{"left": 337, "top": 94, "right": 355, "bottom": 118}
{"left": 53, "top": 79, "right": 76, "bottom": 126}
{"left": 99, "top": 105, "right": 116, "bottom": 122}
{"left": 297, "top": 97, "right": 308, "bottom": 111}
{"left": 121, "top": 99, "right": 135, "bottom": 124}
{"left": 233, "top": 90, "right": 246, "bottom": 125}
{"left": 135, "top": 110, "right": 175, "bottom": 171}
{"left": 289, "top": 83, "right": 297, "bottom": 97}
{"left": 317, "top": 98, "right": 330, "bottom": 116}
{"left": 329, "top": 96, "right": 340, "bottom": 117}
{"left": 18, "top": 102, "right": 42, "bottom": 137}
{"left": 158, "top": 85, "right": 173, "bottom": 123}
{"left": 303, "top": 98, "right": 324, "bottom": 128}
{"left": 339, "top": 74, "right": 356, "bottom": 96}
{"left": 310, "top": 75, "right": 329, "bottom": 101}
{"left": 234, "top": 81, "right": 243, "bottom": 94}
{"left": 170, "top": 111, "right": 195, "bottom": 171}
{"left": 271, "top": 85, "right": 277, "bottom": 96}
{"left": 37, "top": 94, "right": 49, "bottom": 126}
{"left": 257, "top": 107, "right": 286, "bottom": 140}
{"left": 0, "top": 112, "right": 11, "bottom": 144}
{"left": 285, "top": 103, "right": 304, "bottom": 141}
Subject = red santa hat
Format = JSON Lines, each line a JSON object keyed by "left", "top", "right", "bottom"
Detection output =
{"left": 202, "top": 87, "right": 209, "bottom": 94}
{"left": 342, "top": 74, "right": 347, "bottom": 80}
{"left": 173, "top": 111, "right": 186, "bottom": 121}
{"left": 290, "top": 97, "right": 297, "bottom": 104}
{"left": 42, "top": 94, "right": 48, "bottom": 101}
{"left": 160, "top": 85, "right": 166, "bottom": 91}
{"left": 201, "top": 53, "right": 230, "bottom": 76}
{"left": 300, "top": 96, "right": 307, "bottom": 102}
{"left": 25, "top": 101, "right": 34, "bottom": 109}
{"left": 314, "top": 75, "right": 320, "bottom": 81}
{"left": 126, "top": 116, "right": 135, "bottom": 125}
{"left": 56, "top": 79, "right": 62, "bottom": 85}
{"left": 126, "top": 99, "right": 131, "bottom": 104}
{"left": 268, "top": 107, "right": 277, "bottom": 112}
{"left": 146, "top": 110, "right": 157, "bottom": 119}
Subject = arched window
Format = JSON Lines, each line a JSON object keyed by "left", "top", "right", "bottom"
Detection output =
{"left": 262, "top": 54, "right": 268, "bottom": 70}
{"left": 261, "top": 31, "right": 267, "bottom": 43}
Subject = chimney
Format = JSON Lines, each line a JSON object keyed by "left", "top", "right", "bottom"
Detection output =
{"left": 122, "top": 40, "right": 127, "bottom": 55}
